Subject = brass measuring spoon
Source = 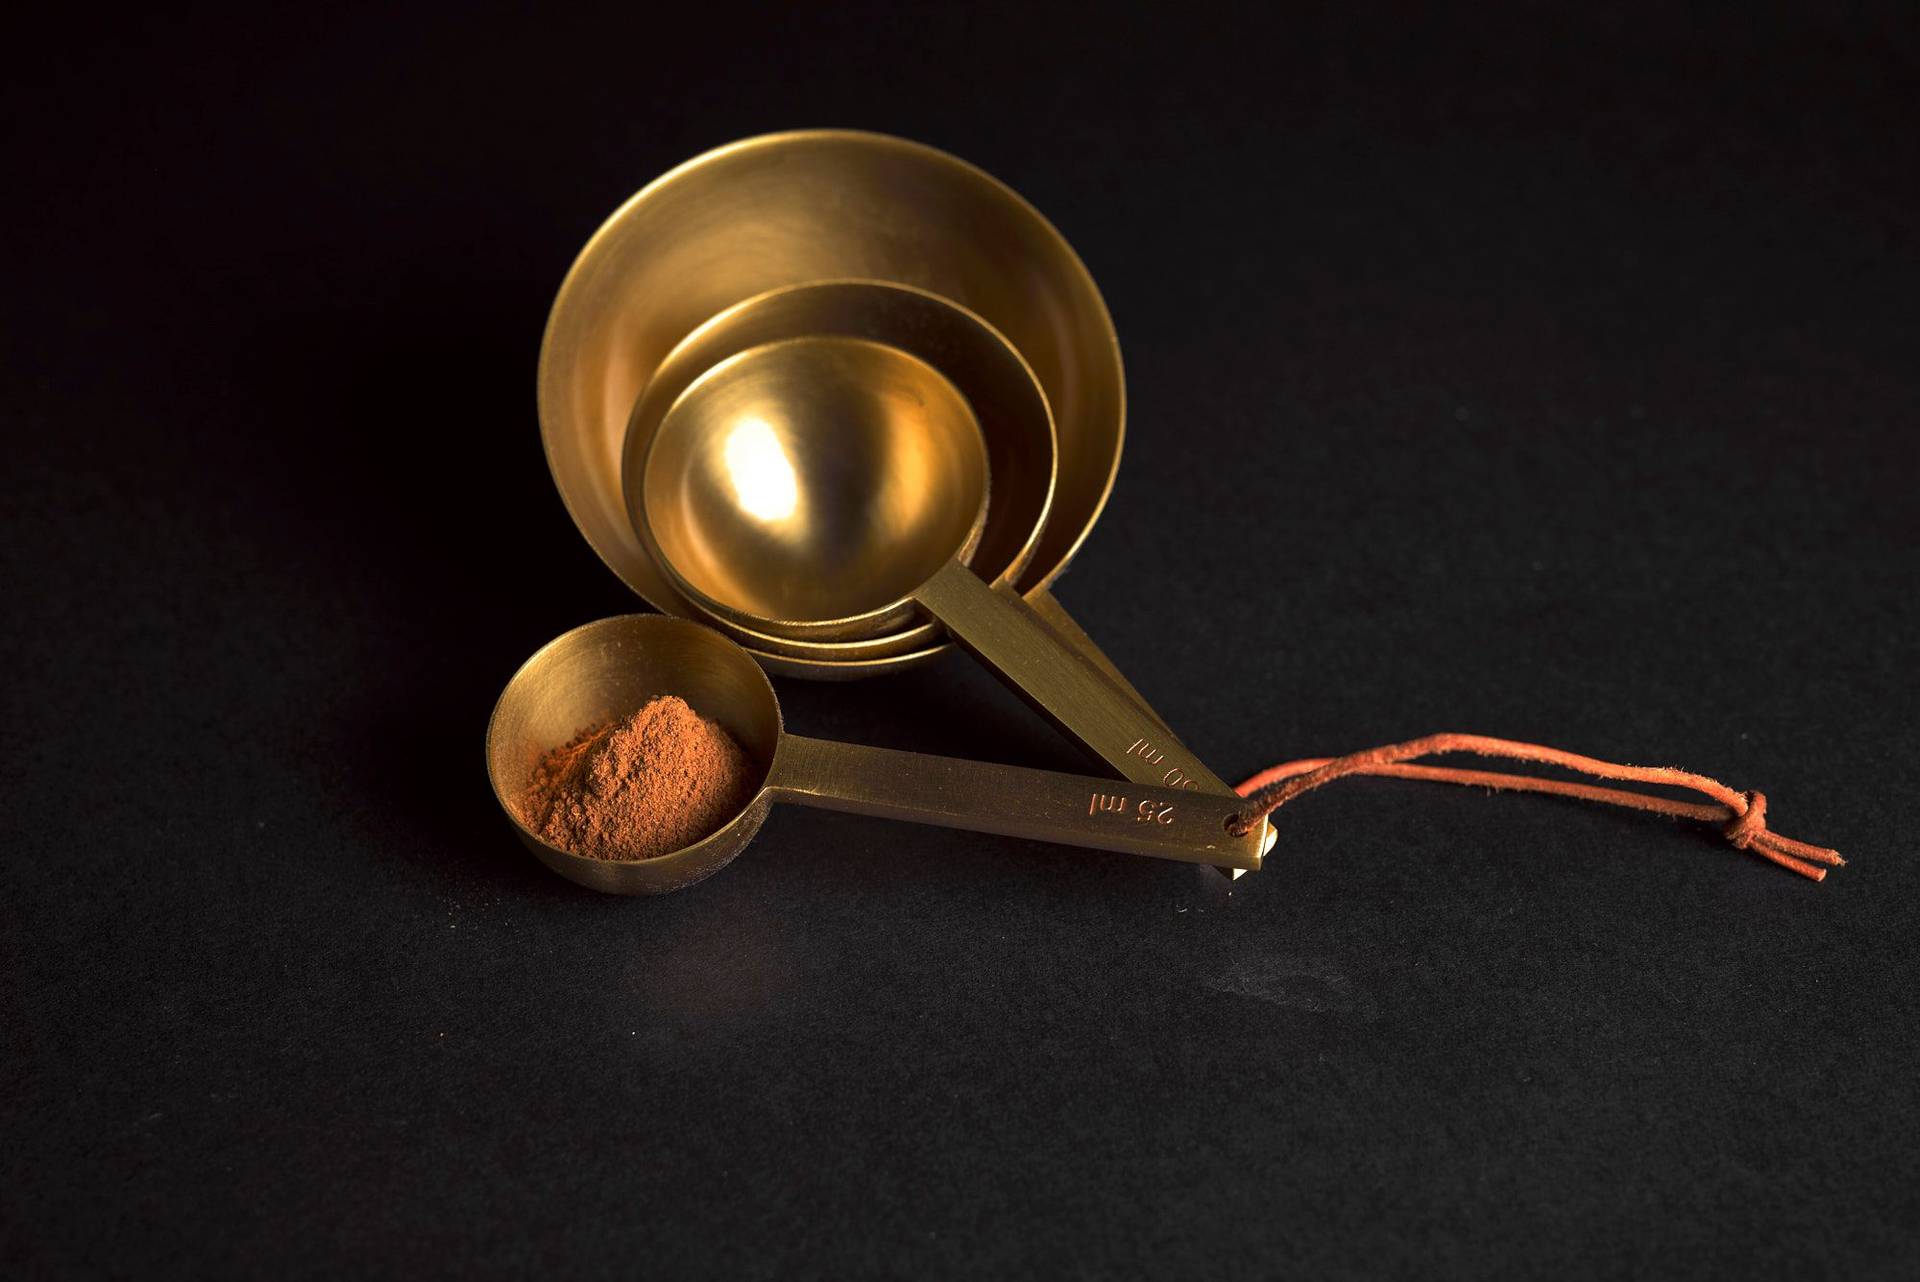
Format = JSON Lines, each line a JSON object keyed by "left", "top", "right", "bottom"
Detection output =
{"left": 486, "top": 615, "right": 1270, "bottom": 895}
{"left": 634, "top": 335, "right": 1232, "bottom": 800}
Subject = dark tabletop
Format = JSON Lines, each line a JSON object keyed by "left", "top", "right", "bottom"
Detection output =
{"left": 5, "top": 3, "right": 1917, "bottom": 1277}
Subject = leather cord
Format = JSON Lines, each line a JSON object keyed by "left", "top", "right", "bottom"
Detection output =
{"left": 1229, "top": 733, "right": 1843, "bottom": 881}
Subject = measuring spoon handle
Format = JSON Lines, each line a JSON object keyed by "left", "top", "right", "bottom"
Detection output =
{"left": 916, "top": 562, "right": 1229, "bottom": 795}
{"left": 1023, "top": 583, "right": 1266, "bottom": 880}
{"left": 1023, "top": 585, "right": 1173, "bottom": 736}
{"left": 764, "top": 735, "right": 1264, "bottom": 870}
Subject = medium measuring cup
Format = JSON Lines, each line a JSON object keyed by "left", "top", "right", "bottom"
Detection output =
{"left": 620, "top": 279, "right": 1058, "bottom": 663}
{"left": 634, "top": 336, "right": 1233, "bottom": 799}
{"left": 486, "top": 615, "right": 1270, "bottom": 895}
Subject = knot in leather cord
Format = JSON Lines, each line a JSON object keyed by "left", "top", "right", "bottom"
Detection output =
{"left": 1723, "top": 791, "right": 1767, "bottom": 850}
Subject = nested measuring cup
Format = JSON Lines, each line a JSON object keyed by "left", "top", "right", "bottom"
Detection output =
{"left": 637, "top": 337, "right": 995, "bottom": 642}
{"left": 621, "top": 280, "right": 1057, "bottom": 662}
{"left": 633, "top": 335, "right": 1239, "bottom": 803}
{"left": 485, "top": 615, "right": 1269, "bottom": 896}
{"left": 538, "top": 130, "right": 1125, "bottom": 684}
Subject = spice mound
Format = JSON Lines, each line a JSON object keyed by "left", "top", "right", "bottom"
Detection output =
{"left": 520, "top": 695, "right": 757, "bottom": 861}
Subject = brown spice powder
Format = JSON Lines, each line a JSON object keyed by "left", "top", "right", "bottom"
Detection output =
{"left": 520, "top": 695, "right": 756, "bottom": 860}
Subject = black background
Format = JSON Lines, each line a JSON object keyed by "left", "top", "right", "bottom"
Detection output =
{"left": 6, "top": 3, "right": 1917, "bottom": 1277}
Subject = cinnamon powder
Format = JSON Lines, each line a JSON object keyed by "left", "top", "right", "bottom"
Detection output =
{"left": 520, "top": 695, "right": 757, "bottom": 860}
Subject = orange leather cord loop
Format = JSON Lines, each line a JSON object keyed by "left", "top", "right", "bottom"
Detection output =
{"left": 1230, "top": 733, "right": 1844, "bottom": 882}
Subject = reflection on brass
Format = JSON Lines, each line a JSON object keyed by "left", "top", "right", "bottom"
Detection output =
{"left": 1023, "top": 587, "right": 1169, "bottom": 733}
{"left": 538, "top": 129, "right": 1122, "bottom": 680}
{"left": 485, "top": 616, "right": 1268, "bottom": 896}
{"left": 640, "top": 337, "right": 999, "bottom": 640}
{"left": 621, "top": 280, "right": 1056, "bottom": 661}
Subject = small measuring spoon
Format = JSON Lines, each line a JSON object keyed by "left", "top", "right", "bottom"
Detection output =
{"left": 636, "top": 335, "right": 1232, "bottom": 800}
{"left": 486, "top": 615, "right": 1270, "bottom": 895}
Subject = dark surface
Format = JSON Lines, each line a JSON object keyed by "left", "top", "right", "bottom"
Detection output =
{"left": 5, "top": 3, "right": 1917, "bottom": 1277}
